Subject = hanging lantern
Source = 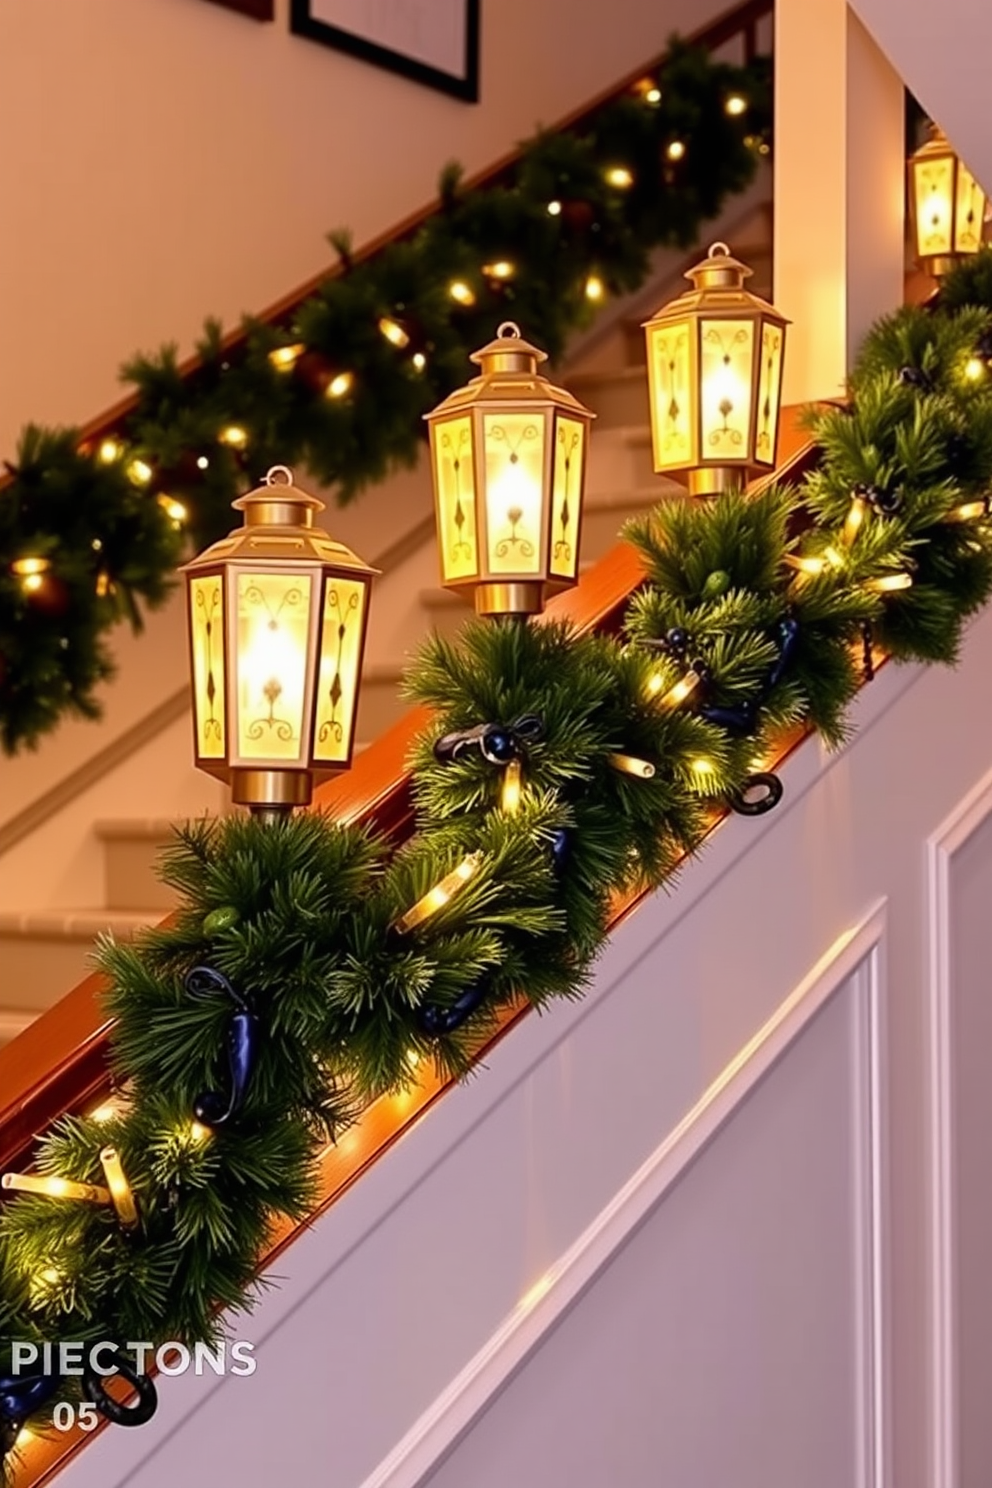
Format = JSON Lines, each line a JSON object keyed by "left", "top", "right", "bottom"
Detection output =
{"left": 424, "top": 321, "right": 595, "bottom": 617}
{"left": 909, "top": 124, "right": 986, "bottom": 278}
{"left": 642, "top": 242, "right": 789, "bottom": 498}
{"left": 181, "top": 466, "right": 377, "bottom": 818}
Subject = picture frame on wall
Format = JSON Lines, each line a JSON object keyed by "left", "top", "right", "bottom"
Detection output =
{"left": 290, "top": 0, "right": 479, "bottom": 102}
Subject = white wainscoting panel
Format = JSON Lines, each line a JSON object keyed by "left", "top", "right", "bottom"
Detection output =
{"left": 928, "top": 766, "right": 992, "bottom": 1488}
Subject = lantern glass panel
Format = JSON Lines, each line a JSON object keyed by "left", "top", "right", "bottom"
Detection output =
{"left": 482, "top": 412, "right": 546, "bottom": 575}
{"left": 235, "top": 570, "right": 314, "bottom": 763}
{"left": 646, "top": 319, "right": 694, "bottom": 470}
{"left": 753, "top": 320, "right": 785, "bottom": 467}
{"left": 432, "top": 415, "right": 479, "bottom": 582}
{"left": 700, "top": 319, "right": 755, "bottom": 462}
{"left": 549, "top": 416, "right": 585, "bottom": 580}
{"left": 914, "top": 155, "right": 954, "bottom": 257}
{"left": 313, "top": 575, "right": 367, "bottom": 764}
{"left": 954, "top": 162, "right": 985, "bottom": 253}
{"left": 189, "top": 574, "right": 226, "bottom": 759}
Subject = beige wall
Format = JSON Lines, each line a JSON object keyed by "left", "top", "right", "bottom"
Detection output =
{"left": 0, "top": 0, "right": 729, "bottom": 458}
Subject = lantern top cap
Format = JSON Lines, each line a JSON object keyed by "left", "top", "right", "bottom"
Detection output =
{"left": 232, "top": 465, "right": 324, "bottom": 529}
{"left": 181, "top": 464, "right": 379, "bottom": 578}
{"left": 469, "top": 321, "right": 549, "bottom": 376}
{"left": 684, "top": 241, "right": 753, "bottom": 292}
{"left": 911, "top": 121, "right": 956, "bottom": 162}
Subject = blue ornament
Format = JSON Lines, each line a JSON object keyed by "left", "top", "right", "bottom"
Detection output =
{"left": 416, "top": 979, "right": 489, "bottom": 1036}
{"left": 0, "top": 1371, "right": 59, "bottom": 1450}
{"left": 480, "top": 727, "right": 516, "bottom": 763}
{"left": 700, "top": 699, "right": 758, "bottom": 736}
{"left": 185, "top": 966, "right": 258, "bottom": 1128}
{"left": 550, "top": 828, "right": 571, "bottom": 875}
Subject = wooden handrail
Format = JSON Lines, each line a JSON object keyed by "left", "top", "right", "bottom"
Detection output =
{"left": 16, "top": 0, "right": 772, "bottom": 463}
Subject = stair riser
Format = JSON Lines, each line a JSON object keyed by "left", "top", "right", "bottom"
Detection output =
{"left": 104, "top": 836, "right": 177, "bottom": 912}
{"left": 0, "top": 934, "right": 104, "bottom": 1015}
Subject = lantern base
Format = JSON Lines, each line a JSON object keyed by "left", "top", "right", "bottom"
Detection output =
{"left": 474, "top": 581, "right": 545, "bottom": 617}
{"left": 687, "top": 467, "right": 749, "bottom": 499}
{"left": 231, "top": 769, "right": 313, "bottom": 813}
{"left": 919, "top": 253, "right": 962, "bottom": 280}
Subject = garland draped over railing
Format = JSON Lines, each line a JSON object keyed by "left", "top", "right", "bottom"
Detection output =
{"left": 4, "top": 243, "right": 992, "bottom": 1469}
{"left": 0, "top": 39, "right": 771, "bottom": 756}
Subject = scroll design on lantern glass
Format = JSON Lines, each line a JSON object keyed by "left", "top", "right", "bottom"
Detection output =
{"left": 243, "top": 582, "right": 303, "bottom": 743}
{"left": 489, "top": 421, "right": 540, "bottom": 558}
{"left": 554, "top": 424, "right": 581, "bottom": 565}
{"left": 655, "top": 328, "right": 689, "bottom": 458}
{"left": 442, "top": 425, "right": 474, "bottom": 562}
{"left": 196, "top": 584, "right": 222, "bottom": 743}
{"left": 318, "top": 586, "right": 359, "bottom": 746}
{"left": 756, "top": 327, "right": 781, "bottom": 461}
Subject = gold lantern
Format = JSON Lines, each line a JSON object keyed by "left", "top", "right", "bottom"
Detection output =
{"left": 425, "top": 321, "right": 595, "bottom": 617}
{"left": 642, "top": 241, "right": 789, "bottom": 498}
{"left": 909, "top": 124, "right": 986, "bottom": 278}
{"left": 182, "top": 465, "right": 377, "bottom": 818}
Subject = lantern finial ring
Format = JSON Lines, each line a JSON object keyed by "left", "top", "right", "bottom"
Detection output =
{"left": 264, "top": 465, "right": 294, "bottom": 487}
{"left": 707, "top": 241, "right": 731, "bottom": 259}
{"left": 496, "top": 321, "right": 522, "bottom": 340}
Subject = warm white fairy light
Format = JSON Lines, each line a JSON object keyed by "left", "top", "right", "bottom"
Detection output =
{"left": 196, "top": 455, "right": 210, "bottom": 471}
{"left": 842, "top": 493, "right": 869, "bottom": 544}
{"left": 645, "top": 86, "right": 662, "bottom": 105}
{"left": 269, "top": 343, "right": 305, "bottom": 372}
{"left": 449, "top": 281, "right": 476, "bottom": 306}
{"left": 483, "top": 260, "right": 515, "bottom": 280}
{"left": 501, "top": 758, "right": 523, "bottom": 814}
{"left": 865, "top": 571, "right": 913, "bottom": 593}
{"left": 666, "top": 140, "right": 686, "bottom": 161}
{"left": 392, "top": 852, "right": 484, "bottom": 934}
{"left": 1, "top": 1171, "right": 110, "bottom": 1204}
{"left": 158, "top": 496, "right": 187, "bottom": 524}
{"left": 379, "top": 317, "right": 410, "bottom": 348}
{"left": 965, "top": 357, "right": 985, "bottom": 382}
{"left": 98, "top": 438, "right": 121, "bottom": 463}
{"left": 99, "top": 1146, "right": 139, "bottom": 1230}
{"left": 412, "top": 351, "right": 427, "bottom": 371}
{"left": 653, "top": 668, "right": 702, "bottom": 709}
{"left": 327, "top": 372, "right": 354, "bottom": 399}
{"left": 585, "top": 275, "right": 605, "bottom": 302}
{"left": 547, "top": 200, "right": 562, "bottom": 217}
{"left": 605, "top": 166, "right": 634, "bottom": 189}
{"left": 945, "top": 499, "right": 988, "bottom": 522}
{"left": 725, "top": 95, "right": 747, "bottom": 116}
{"left": 607, "top": 753, "right": 656, "bottom": 778}
{"left": 219, "top": 425, "right": 248, "bottom": 450}
{"left": 128, "top": 458, "right": 153, "bottom": 485}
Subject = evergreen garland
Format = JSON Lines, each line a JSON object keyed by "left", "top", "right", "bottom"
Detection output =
{"left": 0, "top": 39, "right": 771, "bottom": 756}
{"left": 8, "top": 154, "right": 992, "bottom": 1488}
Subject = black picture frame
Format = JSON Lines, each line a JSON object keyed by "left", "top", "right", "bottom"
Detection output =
{"left": 290, "top": 0, "right": 479, "bottom": 102}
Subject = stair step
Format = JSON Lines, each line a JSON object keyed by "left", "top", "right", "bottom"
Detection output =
{"left": 96, "top": 818, "right": 183, "bottom": 912}
{"left": 0, "top": 908, "right": 161, "bottom": 1017}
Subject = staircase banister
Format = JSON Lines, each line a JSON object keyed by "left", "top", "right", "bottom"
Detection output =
{"left": 0, "top": 404, "right": 814, "bottom": 1175}
{"left": 6, "top": 0, "right": 772, "bottom": 474}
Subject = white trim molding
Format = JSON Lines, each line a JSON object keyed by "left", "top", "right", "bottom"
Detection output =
{"left": 926, "top": 763, "right": 992, "bottom": 1488}
{"left": 362, "top": 902, "right": 890, "bottom": 1488}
